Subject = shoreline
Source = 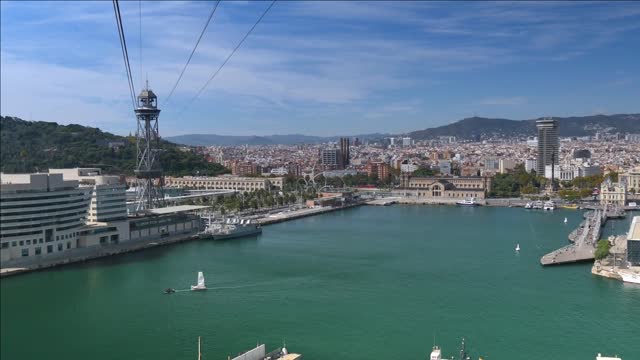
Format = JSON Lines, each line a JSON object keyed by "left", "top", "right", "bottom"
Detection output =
{"left": 1, "top": 200, "right": 632, "bottom": 279}
{"left": 0, "top": 203, "right": 364, "bottom": 278}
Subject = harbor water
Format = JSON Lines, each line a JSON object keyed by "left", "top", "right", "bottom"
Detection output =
{"left": 1, "top": 206, "right": 638, "bottom": 359}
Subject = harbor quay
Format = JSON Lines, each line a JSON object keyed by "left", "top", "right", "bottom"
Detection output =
{"left": 591, "top": 215, "right": 640, "bottom": 283}
{"left": 540, "top": 205, "right": 629, "bottom": 266}
{"left": 0, "top": 168, "right": 633, "bottom": 278}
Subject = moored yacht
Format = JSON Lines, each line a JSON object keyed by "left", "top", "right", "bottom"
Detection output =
{"left": 456, "top": 197, "right": 479, "bottom": 206}
{"left": 524, "top": 202, "right": 533, "bottom": 209}
{"left": 543, "top": 201, "right": 556, "bottom": 211}
{"left": 620, "top": 271, "right": 640, "bottom": 284}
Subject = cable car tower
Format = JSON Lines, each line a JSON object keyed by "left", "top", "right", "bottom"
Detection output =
{"left": 134, "top": 81, "right": 165, "bottom": 211}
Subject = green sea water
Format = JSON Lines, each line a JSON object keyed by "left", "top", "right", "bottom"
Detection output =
{"left": 1, "top": 206, "right": 638, "bottom": 359}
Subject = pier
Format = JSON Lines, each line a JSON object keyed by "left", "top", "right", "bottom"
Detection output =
{"left": 257, "top": 202, "right": 363, "bottom": 225}
{"left": 365, "top": 197, "right": 400, "bottom": 206}
{"left": 541, "top": 205, "right": 625, "bottom": 266}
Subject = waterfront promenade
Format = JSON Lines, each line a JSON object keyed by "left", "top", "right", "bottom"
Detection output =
{"left": 540, "top": 205, "right": 626, "bottom": 266}
{"left": 257, "top": 203, "right": 362, "bottom": 225}
{"left": 0, "top": 203, "right": 364, "bottom": 277}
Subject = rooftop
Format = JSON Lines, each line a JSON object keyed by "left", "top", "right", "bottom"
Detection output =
{"left": 148, "top": 205, "right": 211, "bottom": 215}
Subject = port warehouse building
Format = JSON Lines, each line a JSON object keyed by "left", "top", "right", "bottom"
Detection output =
{"left": 163, "top": 175, "right": 284, "bottom": 191}
{"left": 0, "top": 170, "right": 202, "bottom": 265}
{"left": 397, "top": 174, "right": 492, "bottom": 200}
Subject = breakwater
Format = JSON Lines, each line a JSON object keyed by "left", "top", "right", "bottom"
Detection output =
{"left": 540, "top": 205, "right": 626, "bottom": 266}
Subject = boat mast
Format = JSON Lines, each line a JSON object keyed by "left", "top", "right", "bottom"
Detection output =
{"left": 198, "top": 336, "right": 201, "bottom": 360}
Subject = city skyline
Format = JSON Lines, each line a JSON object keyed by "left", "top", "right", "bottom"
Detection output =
{"left": 1, "top": 1, "right": 639, "bottom": 137}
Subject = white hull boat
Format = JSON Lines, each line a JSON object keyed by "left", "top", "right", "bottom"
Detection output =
{"left": 621, "top": 271, "right": 640, "bottom": 284}
{"left": 543, "top": 201, "right": 556, "bottom": 211}
{"left": 456, "top": 197, "right": 479, "bottom": 206}
{"left": 191, "top": 271, "right": 207, "bottom": 291}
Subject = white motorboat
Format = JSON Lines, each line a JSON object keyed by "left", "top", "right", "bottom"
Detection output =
{"left": 516, "top": 244, "right": 521, "bottom": 252}
{"left": 191, "top": 271, "right": 207, "bottom": 291}
{"left": 532, "top": 200, "right": 544, "bottom": 209}
{"left": 543, "top": 201, "right": 556, "bottom": 211}
{"left": 620, "top": 271, "right": 640, "bottom": 284}
{"left": 524, "top": 202, "right": 533, "bottom": 209}
{"left": 456, "top": 197, "right": 479, "bottom": 206}
{"left": 564, "top": 217, "right": 568, "bottom": 223}
{"left": 430, "top": 345, "right": 442, "bottom": 360}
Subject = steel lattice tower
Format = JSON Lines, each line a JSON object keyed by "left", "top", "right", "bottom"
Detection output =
{"left": 134, "top": 82, "right": 164, "bottom": 211}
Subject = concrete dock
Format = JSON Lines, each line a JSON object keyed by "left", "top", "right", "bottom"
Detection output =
{"left": 365, "top": 197, "right": 400, "bottom": 206}
{"left": 541, "top": 205, "right": 624, "bottom": 266}
{"left": 257, "top": 203, "right": 362, "bottom": 225}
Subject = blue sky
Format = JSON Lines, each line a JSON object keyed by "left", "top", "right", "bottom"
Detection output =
{"left": 1, "top": 1, "right": 639, "bottom": 137}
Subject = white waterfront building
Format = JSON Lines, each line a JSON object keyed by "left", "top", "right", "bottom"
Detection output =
{"left": 49, "top": 168, "right": 127, "bottom": 222}
{"left": 1, "top": 173, "right": 91, "bottom": 263}
{"left": 544, "top": 163, "right": 601, "bottom": 181}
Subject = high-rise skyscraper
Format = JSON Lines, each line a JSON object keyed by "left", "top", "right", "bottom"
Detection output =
{"left": 321, "top": 148, "right": 341, "bottom": 169}
{"left": 339, "top": 137, "right": 350, "bottom": 167}
{"left": 536, "top": 118, "right": 559, "bottom": 176}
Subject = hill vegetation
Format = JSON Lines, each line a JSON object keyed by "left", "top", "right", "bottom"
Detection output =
{"left": 408, "top": 114, "right": 640, "bottom": 140}
{"left": 0, "top": 116, "right": 229, "bottom": 176}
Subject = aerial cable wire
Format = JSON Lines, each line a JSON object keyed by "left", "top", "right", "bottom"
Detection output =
{"left": 114, "top": 0, "right": 136, "bottom": 107}
{"left": 164, "top": 0, "right": 222, "bottom": 107}
{"left": 177, "top": 0, "right": 277, "bottom": 116}
{"left": 139, "top": 0, "right": 143, "bottom": 90}
{"left": 112, "top": 0, "right": 137, "bottom": 109}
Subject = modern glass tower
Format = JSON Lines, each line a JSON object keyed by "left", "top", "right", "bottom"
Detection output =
{"left": 536, "top": 118, "right": 559, "bottom": 176}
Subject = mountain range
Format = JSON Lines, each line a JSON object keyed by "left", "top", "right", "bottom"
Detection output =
{"left": 166, "top": 113, "right": 639, "bottom": 146}
{"left": 408, "top": 113, "right": 640, "bottom": 140}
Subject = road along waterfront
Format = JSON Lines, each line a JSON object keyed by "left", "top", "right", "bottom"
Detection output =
{"left": 1, "top": 206, "right": 638, "bottom": 360}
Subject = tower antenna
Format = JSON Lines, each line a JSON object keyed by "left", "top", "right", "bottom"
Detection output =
{"left": 134, "top": 83, "right": 165, "bottom": 211}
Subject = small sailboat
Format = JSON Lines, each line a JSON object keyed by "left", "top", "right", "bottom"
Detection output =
{"left": 191, "top": 271, "right": 207, "bottom": 291}
{"left": 564, "top": 217, "right": 568, "bottom": 224}
{"left": 197, "top": 336, "right": 202, "bottom": 360}
{"left": 515, "top": 244, "right": 521, "bottom": 252}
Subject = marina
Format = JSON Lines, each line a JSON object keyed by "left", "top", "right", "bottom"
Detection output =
{"left": 1, "top": 206, "right": 637, "bottom": 360}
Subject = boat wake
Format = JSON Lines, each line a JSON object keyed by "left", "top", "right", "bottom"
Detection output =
{"left": 166, "top": 281, "right": 276, "bottom": 294}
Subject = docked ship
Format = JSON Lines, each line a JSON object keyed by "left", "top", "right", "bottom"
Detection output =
{"left": 229, "top": 343, "right": 302, "bottom": 360}
{"left": 456, "top": 197, "right": 479, "bottom": 206}
{"left": 533, "top": 200, "right": 544, "bottom": 209}
{"left": 543, "top": 201, "right": 556, "bottom": 211}
{"left": 200, "top": 218, "right": 262, "bottom": 240}
{"left": 620, "top": 271, "right": 640, "bottom": 284}
{"left": 430, "top": 338, "right": 479, "bottom": 360}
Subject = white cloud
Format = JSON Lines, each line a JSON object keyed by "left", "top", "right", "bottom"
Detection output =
{"left": 1, "top": 1, "right": 639, "bottom": 136}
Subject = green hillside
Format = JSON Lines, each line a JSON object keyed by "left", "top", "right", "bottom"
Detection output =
{"left": 0, "top": 116, "right": 229, "bottom": 176}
